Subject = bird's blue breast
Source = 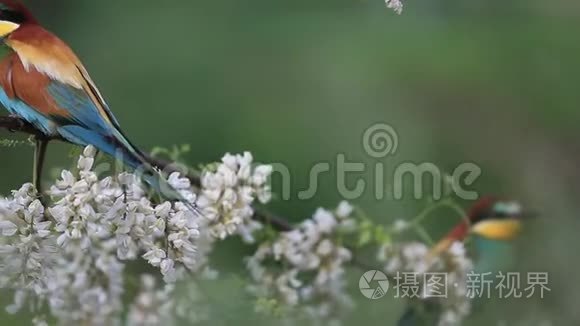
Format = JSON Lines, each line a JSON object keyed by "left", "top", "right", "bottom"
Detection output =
{"left": 473, "top": 236, "right": 516, "bottom": 272}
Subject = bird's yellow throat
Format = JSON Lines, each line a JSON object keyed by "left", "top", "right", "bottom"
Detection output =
{"left": 0, "top": 21, "right": 19, "bottom": 37}
{"left": 471, "top": 219, "right": 522, "bottom": 241}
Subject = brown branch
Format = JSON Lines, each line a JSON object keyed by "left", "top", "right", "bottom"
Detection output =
{"left": 0, "top": 115, "right": 294, "bottom": 232}
{"left": 0, "top": 115, "right": 56, "bottom": 140}
{"left": 1, "top": 115, "right": 377, "bottom": 271}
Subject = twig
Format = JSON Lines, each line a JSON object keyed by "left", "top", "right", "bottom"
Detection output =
{"left": 0, "top": 116, "right": 56, "bottom": 140}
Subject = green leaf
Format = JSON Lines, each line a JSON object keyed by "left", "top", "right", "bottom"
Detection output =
{"left": 358, "top": 229, "right": 372, "bottom": 247}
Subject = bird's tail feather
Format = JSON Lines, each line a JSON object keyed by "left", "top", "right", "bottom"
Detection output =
{"left": 58, "top": 126, "right": 199, "bottom": 213}
{"left": 113, "top": 135, "right": 200, "bottom": 214}
{"left": 140, "top": 166, "right": 200, "bottom": 213}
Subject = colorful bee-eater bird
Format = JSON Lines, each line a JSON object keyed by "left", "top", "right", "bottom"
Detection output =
{"left": 397, "top": 197, "right": 529, "bottom": 326}
{"left": 0, "top": 1, "right": 196, "bottom": 210}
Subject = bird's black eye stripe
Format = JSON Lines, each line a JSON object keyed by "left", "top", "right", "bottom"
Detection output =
{"left": 0, "top": 9, "right": 26, "bottom": 24}
{"left": 472, "top": 210, "right": 515, "bottom": 224}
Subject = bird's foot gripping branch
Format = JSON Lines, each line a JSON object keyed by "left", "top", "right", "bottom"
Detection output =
{"left": 0, "top": 126, "right": 505, "bottom": 325}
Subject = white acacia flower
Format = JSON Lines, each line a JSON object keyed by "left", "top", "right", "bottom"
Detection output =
{"left": 392, "top": 219, "right": 410, "bottom": 233}
{"left": 143, "top": 248, "right": 167, "bottom": 266}
{"left": 313, "top": 208, "right": 337, "bottom": 234}
{"left": 386, "top": 0, "right": 403, "bottom": 14}
{"left": 196, "top": 152, "right": 273, "bottom": 240}
{"left": 246, "top": 202, "right": 355, "bottom": 323}
{"left": 0, "top": 220, "right": 17, "bottom": 236}
{"left": 335, "top": 201, "right": 354, "bottom": 219}
{"left": 252, "top": 165, "right": 273, "bottom": 187}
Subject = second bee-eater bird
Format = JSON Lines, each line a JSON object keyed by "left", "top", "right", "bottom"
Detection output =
{"left": 0, "top": 1, "right": 196, "bottom": 210}
{"left": 398, "top": 197, "right": 529, "bottom": 326}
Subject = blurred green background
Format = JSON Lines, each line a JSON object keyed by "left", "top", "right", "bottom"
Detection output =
{"left": 1, "top": 0, "right": 579, "bottom": 324}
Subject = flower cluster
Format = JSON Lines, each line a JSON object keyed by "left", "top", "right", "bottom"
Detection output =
{"left": 246, "top": 202, "right": 356, "bottom": 324}
{"left": 48, "top": 147, "right": 205, "bottom": 283}
{"left": 386, "top": 0, "right": 404, "bottom": 14}
{"left": 0, "top": 147, "right": 274, "bottom": 324}
{"left": 0, "top": 184, "right": 56, "bottom": 316}
{"left": 378, "top": 241, "right": 474, "bottom": 326}
{"left": 0, "top": 145, "right": 512, "bottom": 326}
{"left": 196, "top": 152, "right": 273, "bottom": 240}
